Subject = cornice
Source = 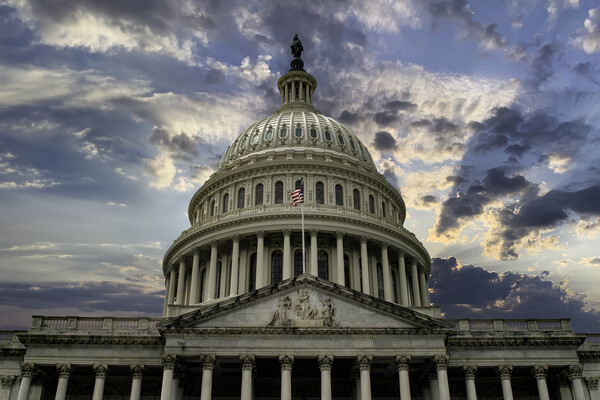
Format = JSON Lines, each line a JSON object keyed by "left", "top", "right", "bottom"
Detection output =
{"left": 447, "top": 335, "right": 586, "bottom": 349}
{"left": 16, "top": 334, "right": 163, "bottom": 348}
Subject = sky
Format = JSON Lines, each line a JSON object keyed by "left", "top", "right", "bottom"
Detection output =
{"left": 0, "top": 0, "right": 599, "bottom": 332}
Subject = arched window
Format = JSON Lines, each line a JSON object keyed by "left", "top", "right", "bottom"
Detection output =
{"left": 377, "top": 262, "right": 384, "bottom": 299}
{"left": 310, "top": 127, "right": 317, "bottom": 138}
{"left": 271, "top": 251, "right": 283, "bottom": 284}
{"left": 222, "top": 194, "right": 229, "bottom": 213}
{"left": 337, "top": 132, "right": 345, "bottom": 145}
{"left": 369, "top": 195, "right": 375, "bottom": 214}
{"left": 251, "top": 130, "right": 260, "bottom": 144}
{"left": 315, "top": 181, "right": 324, "bottom": 204}
{"left": 248, "top": 254, "right": 257, "bottom": 291}
{"left": 210, "top": 200, "right": 215, "bottom": 217}
{"left": 349, "top": 138, "right": 356, "bottom": 150}
{"left": 295, "top": 180, "right": 303, "bottom": 190}
{"left": 275, "top": 181, "right": 284, "bottom": 204}
{"left": 255, "top": 184, "right": 263, "bottom": 206}
{"left": 335, "top": 184, "right": 343, "bottom": 206}
{"left": 353, "top": 189, "right": 360, "bottom": 210}
{"left": 318, "top": 250, "right": 329, "bottom": 280}
{"left": 238, "top": 188, "right": 245, "bottom": 209}
{"left": 294, "top": 249, "right": 303, "bottom": 276}
{"left": 381, "top": 201, "right": 386, "bottom": 217}
{"left": 215, "top": 261, "right": 222, "bottom": 298}
{"left": 295, "top": 125, "right": 302, "bottom": 137}
{"left": 324, "top": 129, "right": 332, "bottom": 141}
{"left": 199, "top": 268, "right": 206, "bottom": 302}
{"left": 265, "top": 127, "right": 273, "bottom": 141}
{"left": 280, "top": 125, "right": 287, "bottom": 138}
{"left": 343, "top": 254, "right": 351, "bottom": 287}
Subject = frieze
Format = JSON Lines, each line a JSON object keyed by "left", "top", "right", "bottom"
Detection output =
{"left": 267, "top": 289, "right": 338, "bottom": 328}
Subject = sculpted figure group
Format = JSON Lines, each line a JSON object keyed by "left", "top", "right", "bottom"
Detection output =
{"left": 268, "top": 289, "right": 337, "bottom": 327}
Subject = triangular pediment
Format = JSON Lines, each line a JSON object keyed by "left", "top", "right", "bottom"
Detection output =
{"left": 159, "top": 275, "right": 452, "bottom": 332}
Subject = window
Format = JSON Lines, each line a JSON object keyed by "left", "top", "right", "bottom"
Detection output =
{"left": 310, "top": 127, "right": 317, "bottom": 138}
{"left": 295, "top": 180, "right": 303, "bottom": 190}
{"left": 369, "top": 195, "right": 374, "bottom": 214}
{"left": 271, "top": 251, "right": 283, "bottom": 284}
{"left": 381, "top": 201, "right": 386, "bottom": 217}
{"left": 295, "top": 126, "right": 302, "bottom": 137}
{"left": 335, "top": 184, "right": 343, "bottom": 206}
{"left": 215, "top": 261, "right": 222, "bottom": 298}
{"left": 275, "top": 181, "right": 283, "bottom": 204}
{"left": 349, "top": 139, "right": 356, "bottom": 150}
{"left": 377, "top": 262, "right": 384, "bottom": 299}
{"left": 240, "top": 136, "right": 247, "bottom": 149}
{"left": 280, "top": 126, "right": 287, "bottom": 138}
{"left": 223, "top": 193, "right": 229, "bottom": 213}
{"left": 210, "top": 200, "right": 215, "bottom": 217}
{"left": 294, "top": 249, "right": 303, "bottom": 276}
{"left": 248, "top": 254, "right": 256, "bottom": 291}
{"left": 315, "top": 181, "right": 324, "bottom": 204}
{"left": 252, "top": 130, "right": 260, "bottom": 144}
{"left": 238, "top": 188, "right": 245, "bottom": 209}
{"left": 199, "top": 269, "right": 206, "bottom": 302}
{"left": 324, "top": 129, "right": 331, "bottom": 141}
{"left": 344, "top": 254, "right": 351, "bottom": 287}
{"left": 318, "top": 250, "right": 329, "bottom": 280}
{"left": 337, "top": 132, "right": 345, "bottom": 145}
{"left": 265, "top": 127, "right": 273, "bottom": 140}
{"left": 255, "top": 184, "right": 263, "bottom": 206}
{"left": 353, "top": 189, "right": 360, "bottom": 210}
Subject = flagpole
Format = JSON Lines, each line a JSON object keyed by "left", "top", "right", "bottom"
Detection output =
{"left": 301, "top": 180, "right": 306, "bottom": 274}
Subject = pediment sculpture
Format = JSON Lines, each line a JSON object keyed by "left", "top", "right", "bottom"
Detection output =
{"left": 268, "top": 289, "right": 338, "bottom": 328}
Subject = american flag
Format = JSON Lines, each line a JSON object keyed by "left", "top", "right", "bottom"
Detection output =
{"left": 289, "top": 188, "right": 304, "bottom": 206}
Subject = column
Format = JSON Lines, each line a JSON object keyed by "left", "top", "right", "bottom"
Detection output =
{"left": 335, "top": 232, "right": 345, "bottom": 286}
{"left": 54, "top": 364, "right": 71, "bottom": 400}
{"left": 381, "top": 243, "right": 392, "bottom": 302}
{"left": 17, "top": 363, "right": 34, "bottom": 400}
{"left": 398, "top": 253, "right": 409, "bottom": 306}
{"left": 240, "top": 355, "right": 255, "bottom": 400}
{"left": 357, "top": 355, "right": 372, "bottom": 400}
{"left": 434, "top": 356, "right": 450, "bottom": 400}
{"left": 230, "top": 235, "right": 240, "bottom": 296}
{"left": 532, "top": 366, "right": 549, "bottom": 400}
{"left": 496, "top": 366, "right": 513, "bottom": 400}
{"left": 168, "top": 268, "right": 177, "bottom": 305}
{"left": 207, "top": 241, "right": 218, "bottom": 301}
{"left": 299, "top": 81, "right": 304, "bottom": 101}
{"left": 428, "top": 369, "right": 440, "bottom": 400}
{"left": 189, "top": 250, "right": 200, "bottom": 304}
{"left": 256, "top": 232, "right": 265, "bottom": 288}
{"left": 558, "top": 373, "right": 574, "bottom": 400}
{"left": 279, "top": 355, "right": 294, "bottom": 400}
{"left": 585, "top": 378, "right": 600, "bottom": 400}
{"left": 419, "top": 268, "right": 428, "bottom": 306}
{"left": 319, "top": 355, "right": 334, "bottom": 400}
{"left": 395, "top": 355, "right": 411, "bottom": 400}
{"left": 200, "top": 355, "right": 216, "bottom": 400}
{"left": 0, "top": 376, "right": 15, "bottom": 400}
{"left": 176, "top": 258, "right": 186, "bottom": 305}
{"left": 92, "top": 364, "right": 108, "bottom": 400}
{"left": 160, "top": 355, "right": 177, "bottom": 400}
{"left": 310, "top": 229, "right": 318, "bottom": 277}
{"left": 283, "top": 230, "right": 292, "bottom": 280}
{"left": 171, "top": 373, "right": 179, "bottom": 400}
{"left": 130, "top": 365, "right": 144, "bottom": 400}
{"left": 463, "top": 366, "right": 477, "bottom": 400}
{"left": 410, "top": 260, "right": 421, "bottom": 307}
{"left": 569, "top": 364, "right": 586, "bottom": 400}
{"left": 360, "top": 237, "right": 371, "bottom": 295}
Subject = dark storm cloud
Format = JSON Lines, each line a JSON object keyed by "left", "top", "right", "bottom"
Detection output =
{"left": 429, "top": 257, "right": 600, "bottom": 332}
{"left": 384, "top": 100, "right": 417, "bottom": 112}
{"left": 374, "top": 112, "right": 398, "bottom": 126}
{"left": 337, "top": 110, "right": 361, "bottom": 125}
{"left": 531, "top": 42, "right": 558, "bottom": 86}
{"left": 150, "top": 126, "right": 200, "bottom": 162}
{"left": 420, "top": 195, "right": 438, "bottom": 204}
{"left": 372, "top": 131, "right": 398, "bottom": 151}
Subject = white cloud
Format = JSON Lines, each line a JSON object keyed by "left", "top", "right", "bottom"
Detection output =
{"left": 144, "top": 153, "right": 176, "bottom": 189}
{"left": 572, "top": 7, "right": 600, "bottom": 54}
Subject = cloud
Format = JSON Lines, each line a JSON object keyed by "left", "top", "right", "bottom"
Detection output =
{"left": 572, "top": 7, "right": 600, "bottom": 54}
{"left": 372, "top": 131, "right": 398, "bottom": 151}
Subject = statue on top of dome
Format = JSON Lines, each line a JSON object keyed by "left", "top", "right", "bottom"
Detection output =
{"left": 290, "top": 34, "right": 305, "bottom": 71}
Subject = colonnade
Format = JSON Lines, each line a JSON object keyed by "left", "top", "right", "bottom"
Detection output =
{"left": 164, "top": 230, "right": 431, "bottom": 312}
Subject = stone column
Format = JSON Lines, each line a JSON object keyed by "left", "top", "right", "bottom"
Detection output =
{"left": 357, "top": 355, "right": 373, "bottom": 400}
{"left": 207, "top": 241, "right": 218, "bottom": 301}
{"left": 532, "top": 366, "right": 549, "bottom": 400}
{"left": 434, "top": 356, "right": 450, "bottom": 400}
{"left": 360, "top": 237, "right": 371, "bottom": 295}
{"left": 381, "top": 243, "right": 392, "bottom": 302}
{"left": 319, "top": 355, "right": 334, "bottom": 400}
{"left": 395, "top": 355, "right": 411, "bottom": 400}
{"left": 428, "top": 370, "right": 440, "bottom": 400}
{"left": 54, "top": 364, "right": 71, "bottom": 400}
{"left": 569, "top": 365, "right": 586, "bottom": 400}
{"left": 410, "top": 260, "right": 421, "bottom": 307}
{"left": 240, "top": 355, "right": 255, "bottom": 400}
{"left": 160, "top": 355, "right": 177, "bottom": 400}
{"left": 92, "top": 364, "right": 108, "bottom": 400}
{"left": 336, "top": 232, "right": 345, "bottom": 286}
{"left": 189, "top": 250, "right": 200, "bottom": 304}
{"left": 585, "top": 377, "right": 600, "bottom": 400}
{"left": 558, "top": 373, "right": 574, "bottom": 400}
{"left": 418, "top": 268, "right": 428, "bottom": 306}
{"left": 17, "top": 363, "right": 35, "bottom": 400}
{"left": 310, "top": 229, "right": 318, "bottom": 276}
{"left": 463, "top": 366, "right": 477, "bottom": 400}
{"left": 230, "top": 235, "right": 241, "bottom": 296}
{"left": 130, "top": 365, "right": 144, "bottom": 400}
{"left": 168, "top": 268, "right": 177, "bottom": 305}
{"left": 398, "top": 253, "right": 409, "bottom": 306}
{"left": 0, "top": 376, "right": 15, "bottom": 400}
{"left": 496, "top": 366, "right": 513, "bottom": 400}
{"left": 279, "top": 355, "right": 294, "bottom": 400}
{"left": 176, "top": 258, "right": 186, "bottom": 305}
{"left": 200, "top": 355, "right": 216, "bottom": 400}
{"left": 256, "top": 232, "right": 265, "bottom": 288}
{"left": 282, "top": 230, "right": 291, "bottom": 280}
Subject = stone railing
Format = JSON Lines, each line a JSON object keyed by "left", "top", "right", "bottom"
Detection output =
{"left": 0, "top": 331, "right": 15, "bottom": 342}
{"left": 449, "top": 319, "right": 572, "bottom": 332}
{"left": 31, "top": 316, "right": 161, "bottom": 333}
{"left": 585, "top": 335, "right": 600, "bottom": 345}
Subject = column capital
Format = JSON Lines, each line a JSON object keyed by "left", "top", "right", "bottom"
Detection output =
{"left": 0, "top": 376, "right": 15, "bottom": 388}
{"left": 433, "top": 355, "right": 449, "bottom": 370}
{"left": 282, "top": 229, "right": 291, "bottom": 237}
{"left": 496, "top": 365, "right": 513, "bottom": 380}
{"left": 56, "top": 364, "right": 71, "bottom": 378}
{"left": 193, "top": 248, "right": 200, "bottom": 256}
{"left": 395, "top": 355, "right": 411, "bottom": 371}
{"left": 279, "top": 354, "right": 294, "bottom": 370}
{"left": 380, "top": 241, "right": 389, "bottom": 250}
{"left": 239, "top": 355, "right": 256, "bottom": 371}
{"left": 232, "top": 234, "right": 240, "bottom": 242}
{"left": 360, "top": 236, "right": 369, "bottom": 244}
{"left": 162, "top": 354, "right": 178, "bottom": 370}
{"left": 356, "top": 355, "right": 373, "bottom": 371}
{"left": 210, "top": 240, "right": 218, "bottom": 248}
{"left": 585, "top": 377, "right": 599, "bottom": 390}
{"left": 93, "top": 364, "right": 108, "bottom": 379}
{"left": 309, "top": 228, "right": 318, "bottom": 236}
{"left": 255, "top": 231, "right": 265, "bottom": 239}
{"left": 19, "top": 363, "right": 35, "bottom": 378}
{"left": 200, "top": 354, "right": 216, "bottom": 370}
{"left": 568, "top": 364, "right": 583, "bottom": 379}
{"left": 463, "top": 365, "right": 477, "bottom": 379}
{"left": 130, "top": 364, "right": 145, "bottom": 379}
{"left": 335, "top": 231, "right": 345, "bottom": 239}
{"left": 532, "top": 365, "right": 548, "bottom": 380}
{"left": 318, "top": 355, "right": 334, "bottom": 371}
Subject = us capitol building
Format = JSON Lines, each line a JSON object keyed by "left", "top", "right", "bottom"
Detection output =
{"left": 1, "top": 37, "right": 599, "bottom": 400}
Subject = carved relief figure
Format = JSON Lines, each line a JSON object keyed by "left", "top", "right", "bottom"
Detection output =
{"left": 319, "top": 294, "right": 337, "bottom": 327}
{"left": 268, "top": 289, "right": 338, "bottom": 327}
{"left": 268, "top": 296, "right": 291, "bottom": 327}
